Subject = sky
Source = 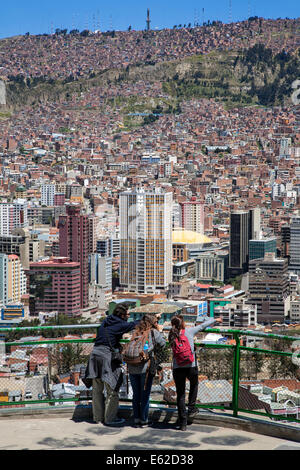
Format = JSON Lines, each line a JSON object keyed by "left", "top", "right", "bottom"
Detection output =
{"left": 0, "top": 0, "right": 299, "bottom": 39}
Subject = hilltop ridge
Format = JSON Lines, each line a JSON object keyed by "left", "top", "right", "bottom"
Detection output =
{"left": 0, "top": 17, "right": 299, "bottom": 114}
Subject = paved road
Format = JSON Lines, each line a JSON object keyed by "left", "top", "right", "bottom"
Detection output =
{"left": 1, "top": 415, "right": 300, "bottom": 451}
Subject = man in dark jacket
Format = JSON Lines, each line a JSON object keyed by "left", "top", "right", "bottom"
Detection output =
{"left": 85, "top": 303, "right": 140, "bottom": 426}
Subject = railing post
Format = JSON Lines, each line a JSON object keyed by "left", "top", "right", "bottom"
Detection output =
{"left": 232, "top": 332, "right": 241, "bottom": 417}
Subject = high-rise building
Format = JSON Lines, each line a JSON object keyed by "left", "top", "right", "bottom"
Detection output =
{"left": 41, "top": 184, "right": 56, "bottom": 206}
{"left": 96, "top": 238, "right": 113, "bottom": 257}
{"left": 248, "top": 207, "right": 261, "bottom": 241}
{"left": 0, "top": 228, "right": 45, "bottom": 270}
{"left": 58, "top": 204, "right": 90, "bottom": 309}
{"left": 88, "top": 215, "right": 97, "bottom": 254}
{"left": 120, "top": 187, "right": 173, "bottom": 293}
{"left": 54, "top": 193, "right": 65, "bottom": 207}
{"left": 0, "top": 199, "right": 28, "bottom": 236}
{"left": 288, "top": 215, "right": 300, "bottom": 274}
{"left": 281, "top": 224, "right": 290, "bottom": 259}
{"left": 249, "top": 237, "right": 277, "bottom": 261}
{"left": 89, "top": 242, "right": 113, "bottom": 311}
{"left": 0, "top": 254, "right": 27, "bottom": 305}
{"left": 195, "top": 251, "right": 229, "bottom": 283}
{"left": 180, "top": 197, "right": 204, "bottom": 234}
{"left": 89, "top": 253, "right": 112, "bottom": 288}
{"left": 248, "top": 253, "right": 290, "bottom": 324}
{"left": 229, "top": 208, "right": 260, "bottom": 277}
{"left": 29, "top": 257, "right": 81, "bottom": 317}
{"left": 229, "top": 210, "right": 250, "bottom": 277}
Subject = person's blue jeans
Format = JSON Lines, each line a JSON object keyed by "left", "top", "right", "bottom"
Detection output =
{"left": 129, "top": 373, "right": 154, "bottom": 423}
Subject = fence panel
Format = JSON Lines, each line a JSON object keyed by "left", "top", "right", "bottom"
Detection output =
{"left": 0, "top": 324, "right": 300, "bottom": 428}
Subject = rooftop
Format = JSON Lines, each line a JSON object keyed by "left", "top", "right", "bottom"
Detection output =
{"left": 172, "top": 230, "right": 212, "bottom": 245}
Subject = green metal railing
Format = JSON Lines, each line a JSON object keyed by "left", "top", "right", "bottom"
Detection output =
{"left": 0, "top": 324, "right": 300, "bottom": 426}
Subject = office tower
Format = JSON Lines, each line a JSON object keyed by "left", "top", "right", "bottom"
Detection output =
{"left": 0, "top": 199, "right": 28, "bottom": 236}
{"left": 29, "top": 257, "right": 81, "bottom": 317}
{"left": 89, "top": 252, "right": 113, "bottom": 310}
{"left": 248, "top": 207, "right": 261, "bottom": 241}
{"left": 180, "top": 197, "right": 204, "bottom": 234}
{"left": 281, "top": 225, "right": 290, "bottom": 259}
{"left": 249, "top": 237, "right": 277, "bottom": 261}
{"left": 96, "top": 238, "right": 113, "bottom": 257}
{"left": 288, "top": 215, "right": 300, "bottom": 274}
{"left": 41, "top": 184, "right": 56, "bottom": 206}
{"left": 195, "top": 251, "right": 229, "bottom": 283}
{"left": 89, "top": 253, "right": 112, "bottom": 288}
{"left": 229, "top": 208, "right": 260, "bottom": 277}
{"left": 248, "top": 253, "right": 289, "bottom": 324}
{"left": 0, "top": 254, "right": 27, "bottom": 305}
{"left": 27, "top": 204, "right": 65, "bottom": 226}
{"left": 120, "top": 187, "right": 173, "bottom": 293}
{"left": 0, "top": 228, "right": 45, "bottom": 270}
{"left": 54, "top": 193, "right": 65, "bottom": 206}
{"left": 88, "top": 215, "right": 97, "bottom": 254}
{"left": 58, "top": 204, "right": 90, "bottom": 309}
{"left": 229, "top": 210, "right": 250, "bottom": 277}
{"left": 97, "top": 236, "right": 119, "bottom": 258}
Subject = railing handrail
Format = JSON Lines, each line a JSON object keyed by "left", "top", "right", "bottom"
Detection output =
{"left": 1, "top": 323, "right": 300, "bottom": 343}
{"left": 0, "top": 324, "right": 100, "bottom": 333}
{"left": 1, "top": 324, "right": 300, "bottom": 426}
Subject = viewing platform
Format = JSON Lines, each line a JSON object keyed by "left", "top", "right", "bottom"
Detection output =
{"left": 1, "top": 323, "right": 300, "bottom": 451}
{"left": 1, "top": 404, "right": 300, "bottom": 451}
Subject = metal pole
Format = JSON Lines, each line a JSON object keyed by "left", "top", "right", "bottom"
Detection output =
{"left": 232, "top": 333, "right": 240, "bottom": 417}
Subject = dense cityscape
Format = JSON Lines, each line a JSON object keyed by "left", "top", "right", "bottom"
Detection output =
{"left": 0, "top": 13, "right": 300, "bottom": 431}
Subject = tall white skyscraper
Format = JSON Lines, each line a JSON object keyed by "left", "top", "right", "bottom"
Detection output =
{"left": 0, "top": 254, "right": 27, "bottom": 305}
{"left": 120, "top": 187, "right": 173, "bottom": 293}
{"left": 0, "top": 199, "right": 28, "bottom": 236}
{"left": 89, "top": 253, "right": 112, "bottom": 288}
{"left": 41, "top": 184, "right": 56, "bottom": 206}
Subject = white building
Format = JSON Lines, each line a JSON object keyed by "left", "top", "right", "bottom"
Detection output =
{"left": 290, "top": 297, "right": 300, "bottom": 322}
{"left": 0, "top": 254, "right": 27, "bottom": 305}
{"left": 89, "top": 253, "right": 112, "bottom": 288}
{"left": 279, "top": 137, "right": 292, "bottom": 159}
{"left": 0, "top": 199, "right": 28, "bottom": 236}
{"left": 41, "top": 184, "right": 56, "bottom": 206}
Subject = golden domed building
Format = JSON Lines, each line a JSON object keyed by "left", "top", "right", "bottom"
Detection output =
{"left": 172, "top": 229, "right": 213, "bottom": 262}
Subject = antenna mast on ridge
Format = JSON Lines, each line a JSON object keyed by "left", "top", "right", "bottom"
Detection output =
{"left": 146, "top": 9, "right": 151, "bottom": 31}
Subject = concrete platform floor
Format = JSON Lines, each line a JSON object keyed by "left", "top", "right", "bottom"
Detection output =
{"left": 1, "top": 413, "right": 300, "bottom": 451}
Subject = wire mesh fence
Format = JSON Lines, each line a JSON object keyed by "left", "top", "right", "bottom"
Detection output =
{"left": 0, "top": 324, "right": 300, "bottom": 427}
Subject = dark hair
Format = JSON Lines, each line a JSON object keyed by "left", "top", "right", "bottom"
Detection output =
{"left": 168, "top": 315, "right": 185, "bottom": 346}
{"left": 134, "top": 314, "right": 158, "bottom": 334}
{"left": 113, "top": 304, "right": 129, "bottom": 318}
